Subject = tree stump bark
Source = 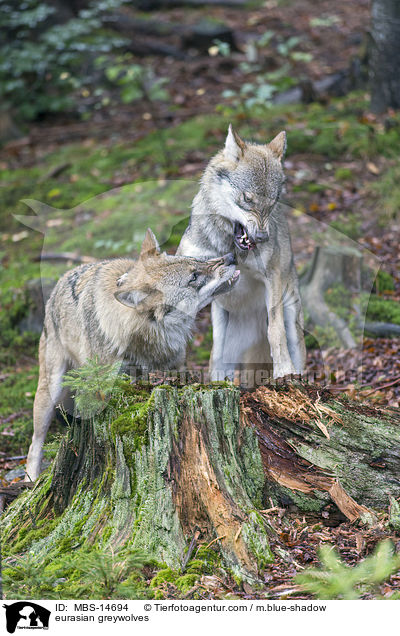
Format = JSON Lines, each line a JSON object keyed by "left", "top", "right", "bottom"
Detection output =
{"left": 300, "top": 245, "right": 362, "bottom": 349}
{"left": 2, "top": 383, "right": 400, "bottom": 584}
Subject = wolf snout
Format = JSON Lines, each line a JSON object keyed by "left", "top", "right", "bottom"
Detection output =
{"left": 254, "top": 229, "right": 269, "bottom": 243}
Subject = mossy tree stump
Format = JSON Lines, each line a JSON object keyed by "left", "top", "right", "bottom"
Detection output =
{"left": 2, "top": 383, "right": 400, "bottom": 585}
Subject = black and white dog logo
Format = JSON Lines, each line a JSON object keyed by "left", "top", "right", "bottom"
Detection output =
{"left": 3, "top": 602, "right": 50, "bottom": 633}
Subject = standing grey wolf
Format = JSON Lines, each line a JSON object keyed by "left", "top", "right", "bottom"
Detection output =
{"left": 177, "top": 126, "right": 306, "bottom": 381}
{"left": 26, "top": 229, "right": 239, "bottom": 480}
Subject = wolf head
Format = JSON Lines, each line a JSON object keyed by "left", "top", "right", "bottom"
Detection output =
{"left": 115, "top": 229, "right": 239, "bottom": 320}
{"left": 203, "top": 125, "right": 286, "bottom": 252}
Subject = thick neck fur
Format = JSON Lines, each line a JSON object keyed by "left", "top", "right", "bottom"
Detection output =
{"left": 114, "top": 306, "right": 193, "bottom": 369}
{"left": 190, "top": 165, "right": 236, "bottom": 256}
{"left": 93, "top": 262, "right": 194, "bottom": 369}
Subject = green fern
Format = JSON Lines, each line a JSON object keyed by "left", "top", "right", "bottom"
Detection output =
{"left": 4, "top": 547, "right": 150, "bottom": 600}
{"left": 62, "top": 358, "right": 123, "bottom": 418}
{"left": 60, "top": 547, "right": 149, "bottom": 599}
{"left": 3, "top": 553, "right": 60, "bottom": 599}
{"left": 296, "top": 540, "right": 400, "bottom": 600}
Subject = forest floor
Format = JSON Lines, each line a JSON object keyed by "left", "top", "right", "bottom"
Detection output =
{"left": 1, "top": 0, "right": 400, "bottom": 600}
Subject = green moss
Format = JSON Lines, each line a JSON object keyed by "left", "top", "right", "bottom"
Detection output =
{"left": 369, "top": 162, "right": 400, "bottom": 221}
{"left": 110, "top": 400, "right": 151, "bottom": 446}
{"left": 364, "top": 294, "right": 400, "bottom": 325}
{"left": 306, "top": 324, "right": 343, "bottom": 349}
{"left": 175, "top": 573, "right": 198, "bottom": 592}
{"left": 193, "top": 546, "right": 221, "bottom": 573}
{"left": 11, "top": 517, "right": 59, "bottom": 555}
{"left": 306, "top": 182, "right": 326, "bottom": 193}
{"left": 150, "top": 567, "right": 178, "bottom": 587}
{"left": 304, "top": 332, "right": 319, "bottom": 349}
{"left": 325, "top": 284, "right": 352, "bottom": 320}
{"left": 184, "top": 559, "right": 205, "bottom": 575}
{"left": 241, "top": 511, "right": 274, "bottom": 570}
{"left": 388, "top": 497, "right": 400, "bottom": 532}
{"left": 374, "top": 270, "right": 395, "bottom": 294}
{"left": 334, "top": 167, "right": 354, "bottom": 181}
{"left": 330, "top": 213, "right": 361, "bottom": 239}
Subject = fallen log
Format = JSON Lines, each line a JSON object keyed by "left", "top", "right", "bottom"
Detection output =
{"left": 364, "top": 322, "right": 400, "bottom": 338}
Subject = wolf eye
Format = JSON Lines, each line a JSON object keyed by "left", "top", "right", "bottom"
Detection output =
{"left": 189, "top": 272, "right": 199, "bottom": 283}
{"left": 243, "top": 192, "right": 254, "bottom": 203}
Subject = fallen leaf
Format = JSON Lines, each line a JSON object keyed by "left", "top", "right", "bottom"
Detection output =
{"left": 12, "top": 231, "right": 28, "bottom": 242}
{"left": 367, "top": 161, "right": 380, "bottom": 175}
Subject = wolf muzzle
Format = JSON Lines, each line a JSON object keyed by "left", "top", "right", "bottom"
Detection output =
{"left": 234, "top": 222, "right": 269, "bottom": 251}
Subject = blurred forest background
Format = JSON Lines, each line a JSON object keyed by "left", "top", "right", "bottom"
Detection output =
{"left": 1, "top": 0, "right": 400, "bottom": 600}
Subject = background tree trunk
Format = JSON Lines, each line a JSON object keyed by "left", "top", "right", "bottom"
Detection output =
{"left": 370, "top": 0, "right": 400, "bottom": 113}
{"left": 1, "top": 384, "right": 400, "bottom": 583}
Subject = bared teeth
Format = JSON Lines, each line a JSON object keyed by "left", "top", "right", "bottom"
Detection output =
{"left": 237, "top": 227, "right": 253, "bottom": 250}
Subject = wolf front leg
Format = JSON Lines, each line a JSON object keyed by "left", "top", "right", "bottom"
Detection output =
{"left": 210, "top": 302, "right": 233, "bottom": 381}
{"left": 282, "top": 278, "right": 306, "bottom": 375}
{"left": 265, "top": 278, "right": 296, "bottom": 379}
{"left": 25, "top": 337, "right": 67, "bottom": 481}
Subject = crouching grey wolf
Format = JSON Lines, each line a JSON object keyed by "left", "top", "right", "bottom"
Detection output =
{"left": 26, "top": 229, "right": 239, "bottom": 480}
{"left": 177, "top": 126, "right": 306, "bottom": 381}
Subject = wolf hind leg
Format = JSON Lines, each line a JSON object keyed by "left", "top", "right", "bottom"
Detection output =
{"left": 25, "top": 338, "right": 68, "bottom": 481}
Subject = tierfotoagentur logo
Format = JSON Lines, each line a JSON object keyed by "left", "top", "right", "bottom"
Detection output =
{"left": 3, "top": 602, "right": 51, "bottom": 633}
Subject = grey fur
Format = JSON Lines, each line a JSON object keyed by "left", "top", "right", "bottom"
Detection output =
{"left": 26, "top": 229, "right": 239, "bottom": 481}
{"left": 177, "top": 126, "right": 306, "bottom": 381}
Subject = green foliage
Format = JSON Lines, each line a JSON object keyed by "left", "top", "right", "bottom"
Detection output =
{"left": 109, "top": 394, "right": 153, "bottom": 449}
{"left": 297, "top": 540, "right": 400, "bottom": 600}
{"left": 221, "top": 65, "right": 296, "bottom": 112}
{"left": 0, "top": 285, "right": 38, "bottom": 365}
{"left": 334, "top": 167, "right": 354, "bottom": 181}
{"left": 369, "top": 162, "right": 400, "bottom": 221}
{"left": 324, "top": 284, "right": 352, "bottom": 320}
{"left": 313, "top": 280, "right": 400, "bottom": 346}
{"left": 276, "top": 36, "right": 304, "bottom": 59}
{"left": 306, "top": 182, "right": 326, "bottom": 193}
{"left": 374, "top": 270, "right": 395, "bottom": 294}
{"left": 309, "top": 15, "right": 340, "bottom": 28}
{"left": 150, "top": 567, "right": 178, "bottom": 587}
{"left": 330, "top": 213, "right": 361, "bottom": 239}
{"left": 212, "top": 39, "right": 231, "bottom": 58}
{"left": 98, "top": 53, "right": 170, "bottom": 104}
{"left": 0, "top": 0, "right": 128, "bottom": 120}
{"left": 4, "top": 547, "right": 150, "bottom": 600}
{"left": 309, "top": 324, "right": 345, "bottom": 350}
{"left": 3, "top": 553, "right": 61, "bottom": 600}
{"left": 62, "top": 358, "right": 123, "bottom": 418}
{"left": 363, "top": 295, "right": 400, "bottom": 326}
{"left": 256, "top": 30, "right": 275, "bottom": 48}
{"left": 175, "top": 573, "right": 198, "bottom": 592}
{"left": 303, "top": 284, "right": 361, "bottom": 349}
{"left": 389, "top": 497, "right": 400, "bottom": 533}
{"left": 0, "top": 365, "right": 39, "bottom": 455}
{"left": 60, "top": 547, "right": 149, "bottom": 598}
{"left": 149, "top": 546, "right": 220, "bottom": 597}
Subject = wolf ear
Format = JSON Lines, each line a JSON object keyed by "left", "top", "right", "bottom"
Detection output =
{"left": 268, "top": 131, "right": 287, "bottom": 162}
{"left": 140, "top": 228, "right": 160, "bottom": 260}
{"left": 114, "top": 288, "right": 149, "bottom": 308}
{"left": 224, "top": 124, "right": 246, "bottom": 162}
